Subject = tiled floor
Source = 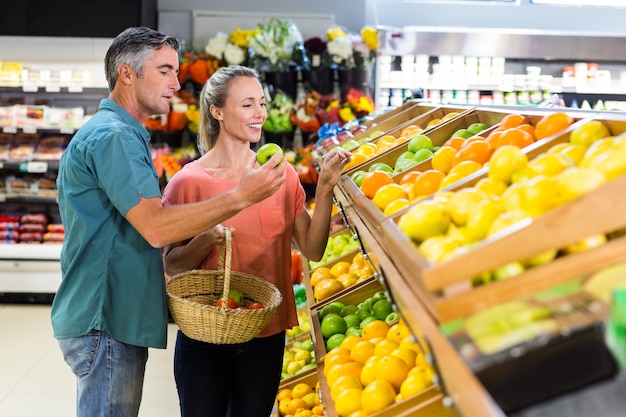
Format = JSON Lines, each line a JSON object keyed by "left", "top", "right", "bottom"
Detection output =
{"left": 0, "top": 303, "right": 181, "bottom": 417}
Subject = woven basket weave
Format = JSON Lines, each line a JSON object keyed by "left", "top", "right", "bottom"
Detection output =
{"left": 166, "top": 228, "right": 283, "bottom": 344}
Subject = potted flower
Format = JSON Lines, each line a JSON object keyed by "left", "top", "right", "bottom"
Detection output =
{"left": 326, "top": 25, "right": 378, "bottom": 98}
{"left": 301, "top": 36, "right": 334, "bottom": 95}
{"left": 204, "top": 28, "right": 252, "bottom": 67}
{"left": 248, "top": 17, "right": 309, "bottom": 100}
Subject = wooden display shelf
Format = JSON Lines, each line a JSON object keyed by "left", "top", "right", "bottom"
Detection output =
{"left": 336, "top": 199, "right": 506, "bottom": 417}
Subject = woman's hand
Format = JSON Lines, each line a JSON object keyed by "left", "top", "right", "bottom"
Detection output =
{"left": 317, "top": 149, "right": 352, "bottom": 191}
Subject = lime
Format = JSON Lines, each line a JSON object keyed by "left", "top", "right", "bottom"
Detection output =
{"left": 340, "top": 305, "right": 358, "bottom": 317}
{"left": 343, "top": 314, "right": 361, "bottom": 328}
{"left": 300, "top": 340, "right": 314, "bottom": 351}
{"left": 319, "top": 303, "right": 342, "bottom": 320}
{"left": 320, "top": 313, "right": 347, "bottom": 339}
{"left": 356, "top": 307, "right": 374, "bottom": 321}
{"left": 326, "top": 333, "right": 346, "bottom": 351}
{"left": 345, "top": 326, "right": 362, "bottom": 337}
{"left": 372, "top": 299, "right": 393, "bottom": 321}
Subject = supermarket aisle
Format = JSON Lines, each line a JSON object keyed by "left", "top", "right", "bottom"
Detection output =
{"left": 0, "top": 303, "right": 180, "bottom": 417}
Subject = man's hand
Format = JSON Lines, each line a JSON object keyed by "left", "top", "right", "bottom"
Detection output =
{"left": 234, "top": 153, "right": 286, "bottom": 205}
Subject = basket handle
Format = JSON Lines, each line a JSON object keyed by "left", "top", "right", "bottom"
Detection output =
{"left": 218, "top": 226, "right": 233, "bottom": 310}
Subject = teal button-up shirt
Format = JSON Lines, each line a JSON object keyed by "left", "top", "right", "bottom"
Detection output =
{"left": 52, "top": 98, "right": 168, "bottom": 348}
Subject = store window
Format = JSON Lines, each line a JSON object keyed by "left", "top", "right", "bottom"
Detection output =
{"left": 531, "top": 0, "right": 626, "bottom": 6}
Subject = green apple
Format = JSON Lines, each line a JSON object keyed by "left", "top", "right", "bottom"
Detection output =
{"left": 340, "top": 139, "right": 360, "bottom": 151}
{"left": 493, "top": 261, "right": 525, "bottom": 281}
{"left": 351, "top": 170, "right": 367, "bottom": 187}
{"left": 412, "top": 148, "right": 434, "bottom": 163}
{"left": 228, "top": 289, "right": 244, "bottom": 305}
{"left": 368, "top": 162, "right": 394, "bottom": 173}
{"left": 368, "top": 130, "right": 385, "bottom": 140}
{"left": 385, "top": 312, "right": 400, "bottom": 325}
{"left": 256, "top": 143, "right": 283, "bottom": 166}
{"left": 451, "top": 129, "right": 474, "bottom": 139}
{"left": 408, "top": 134, "right": 434, "bottom": 153}
{"left": 397, "top": 151, "right": 416, "bottom": 162}
{"left": 394, "top": 159, "right": 418, "bottom": 174}
{"left": 467, "top": 122, "right": 488, "bottom": 135}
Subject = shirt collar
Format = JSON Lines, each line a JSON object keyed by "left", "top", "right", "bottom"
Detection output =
{"left": 98, "top": 98, "right": 151, "bottom": 144}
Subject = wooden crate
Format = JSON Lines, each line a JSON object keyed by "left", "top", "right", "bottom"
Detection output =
{"left": 338, "top": 107, "right": 525, "bottom": 229}
{"left": 343, "top": 105, "right": 475, "bottom": 175}
{"left": 375, "top": 114, "right": 626, "bottom": 322}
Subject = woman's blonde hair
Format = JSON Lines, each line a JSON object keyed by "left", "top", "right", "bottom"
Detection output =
{"left": 197, "top": 65, "right": 262, "bottom": 154}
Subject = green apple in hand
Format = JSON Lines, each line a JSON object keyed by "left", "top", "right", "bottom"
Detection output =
{"left": 256, "top": 143, "right": 283, "bottom": 166}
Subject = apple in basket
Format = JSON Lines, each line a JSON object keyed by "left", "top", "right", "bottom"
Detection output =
{"left": 215, "top": 289, "right": 245, "bottom": 309}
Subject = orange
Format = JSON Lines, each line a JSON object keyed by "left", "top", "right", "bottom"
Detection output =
{"left": 391, "top": 347, "right": 418, "bottom": 367}
{"left": 441, "top": 112, "right": 461, "bottom": 122}
{"left": 360, "top": 356, "right": 381, "bottom": 386}
{"left": 311, "top": 404, "right": 325, "bottom": 416}
{"left": 360, "top": 171, "right": 394, "bottom": 199}
{"left": 431, "top": 146, "right": 457, "bottom": 174}
{"left": 485, "top": 129, "right": 503, "bottom": 149}
{"left": 302, "top": 392, "right": 318, "bottom": 408}
{"left": 400, "top": 373, "right": 429, "bottom": 399}
{"left": 374, "top": 339, "right": 400, "bottom": 357}
{"left": 443, "top": 136, "right": 466, "bottom": 150}
{"left": 495, "top": 127, "right": 535, "bottom": 149}
{"left": 447, "top": 160, "right": 483, "bottom": 179}
{"left": 498, "top": 113, "right": 528, "bottom": 130}
{"left": 401, "top": 124, "right": 424, "bottom": 138}
{"left": 330, "top": 261, "right": 352, "bottom": 277}
{"left": 361, "top": 380, "right": 397, "bottom": 414}
{"left": 372, "top": 183, "right": 409, "bottom": 211}
{"left": 326, "top": 363, "right": 347, "bottom": 386}
{"left": 374, "top": 355, "right": 410, "bottom": 389}
{"left": 361, "top": 320, "right": 391, "bottom": 341}
{"left": 412, "top": 169, "right": 446, "bottom": 198}
{"left": 344, "top": 153, "right": 369, "bottom": 171}
{"left": 331, "top": 375, "right": 364, "bottom": 400}
{"left": 292, "top": 383, "right": 314, "bottom": 399}
{"left": 399, "top": 170, "right": 421, "bottom": 185}
{"left": 341, "top": 334, "right": 363, "bottom": 350}
{"left": 534, "top": 112, "right": 574, "bottom": 140}
{"left": 358, "top": 263, "right": 375, "bottom": 279}
{"left": 277, "top": 388, "right": 293, "bottom": 402}
{"left": 451, "top": 139, "right": 493, "bottom": 166}
{"left": 350, "top": 340, "right": 376, "bottom": 364}
{"left": 339, "top": 361, "right": 364, "bottom": 381}
{"left": 356, "top": 143, "right": 378, "bottom": 156}
{"left": 337, "top": 272, "right": 359, "bottom": 288}
{"left": 286, "top": 398, "right": 309, "bottom": 415}
{"left": 314, "top": 278, "right": 344, "bottom": 301}
{"left": 517, "top": 123, "right": 537, "bottom": 141}
{"left": 334, "top": 388, "right": 363, "bottom": 417}
{"left": 387, "top": 322, "right": 411, "bottom": 344}
{"left": 324, "top": 347, "right": 352, "bottom": 370}
{"left": 426, "top": 118, "right": 441, "bottom": 128}
{"left": 310, "top": 267, "right": 333, "bottom": 287}
{"left": 384, "top": 198, "right": 410, "bottom": 216}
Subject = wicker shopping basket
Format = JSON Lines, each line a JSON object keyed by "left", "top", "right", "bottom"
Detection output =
{"left": 166, "top": 227, "right": 283, "bottom": 344}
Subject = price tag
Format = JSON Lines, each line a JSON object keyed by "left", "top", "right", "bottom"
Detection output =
{"left": 2, "top": 126, "right": 17, "bottom": 134}
{"left": 60, "top": 127, "right": 75, "bottom": 134}
{"left": 22, "top": 126, "right": 37, "bottom": 134}
{"left": 68, "top": 86, "right": 83, "bottom": 93}
{"left": 19, "top": 161, "right": 48, "bottom": 173}
{"left": 45, "top": 85, "right": 61, "bottom": 93}
{"left": 22, "top": 84, "right": 38, "bottom": 92}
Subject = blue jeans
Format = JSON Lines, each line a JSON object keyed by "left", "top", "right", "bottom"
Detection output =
{"left": 174, "top": 330, "right": 285, "bottom": 417}
{"left": 58, "top": 330, "right": 148, "bottom": 417}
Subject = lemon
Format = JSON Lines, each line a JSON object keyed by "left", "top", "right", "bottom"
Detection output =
{"left": 526, "top": 152, "right": 573, "bottom": 177}
{"left": 518, "top": 175, "right": 561, "bottom": 217}
{"left": 579, "top": 138, "right": 616, "bottom": 167}
{"left": 397, "top": 200, "right": 451, "bottom": 243}
{"left": 487, "top": 210, "right": 531, "bottom": 237}
{"left": 446, "top": 187, "right": 491, "bottom": 226}
{"left": 569, "top": 120, "right": 611, "bottom": 147}
{"left": 487, "top": 145, "right": 528, "bottom": 184}
{"left": 361, "top": 380, "right": 397, "bottom": 414}
{"left": 581, "top": 146, "right": 626, "bottom": 180}
{"left": 474, "top": 177, "right": 508, "bottom": 197}
{"left": 466, "top": 199, "right": 503, "bottom": 241}
{"left": 400, "top": 373, "right": 429, "bottom": 398}
{"left": 383, "top": 198, "right": 410, "bottom": 216}
{"left": 419, "top": 236, "right": 462, "bottom": 264}
{"left": 554, "top": 167, "right": 607, "bottom": 204}
{"left": 372, "top": 183, "right": 409, "bottom": 211}
{"left": 334, "top": 387, "right": 364, "bottom": 417}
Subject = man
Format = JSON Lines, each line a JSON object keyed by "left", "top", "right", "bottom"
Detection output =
{"left": 51, "top": 27, "right": 286, "bottom": 417}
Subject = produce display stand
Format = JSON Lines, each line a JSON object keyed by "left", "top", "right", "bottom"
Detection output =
{"left": 317, "top": 105, "right": 626, "bottom": 416}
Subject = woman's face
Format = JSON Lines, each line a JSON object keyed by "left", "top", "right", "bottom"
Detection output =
{"left": 218, "top": 76, "right": 267, "bottom": 145}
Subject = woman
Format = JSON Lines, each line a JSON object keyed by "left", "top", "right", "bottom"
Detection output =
{"left": 162, "top": 65, "right": 351, "bottom": 417}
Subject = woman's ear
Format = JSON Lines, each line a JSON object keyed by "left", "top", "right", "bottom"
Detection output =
{"left": 210, "top": 104, "right": 222, "bottom": 121}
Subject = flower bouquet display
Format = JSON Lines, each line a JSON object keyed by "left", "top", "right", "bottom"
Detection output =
{"left": 249, "top": 17, "right": 309, "bottom": 100}
{"left": 204, "top": 28, "right": 252, "bottom": 67}
{"left": 326, "top": 25, "right": 378, "bottom": 98}
{"left": 301, "top": 36, "right": 334, "bottom": 95}
{"left": 263, "top": 87, "right": 297, "bottom": 148}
